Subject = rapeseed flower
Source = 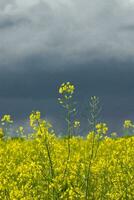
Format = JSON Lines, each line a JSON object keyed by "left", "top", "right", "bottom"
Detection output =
{"left": 123, "top": 120, "right": 134, "bottom": 128}
{"left": 1, "top": 114, "right": 13, "bottom": 123}
{"left": 59, "top": 82, "right": 75, "bottom": 95}
{"left": 73, "top": 120, "right": 80, "bottom": 128}
{"left": 96, "top": 123, "right": 108, "bottom": 134}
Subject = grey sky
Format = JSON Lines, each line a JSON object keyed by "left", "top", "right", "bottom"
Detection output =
{"left": 1, "top": 0, "right": 134, "bottom": 68}
{"left": 1, "top": 0, "right": 134, "bottom": 134}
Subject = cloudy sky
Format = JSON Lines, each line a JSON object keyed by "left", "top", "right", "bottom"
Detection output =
{"left": 1, "top": 0, "right": 134, "bottom": 134}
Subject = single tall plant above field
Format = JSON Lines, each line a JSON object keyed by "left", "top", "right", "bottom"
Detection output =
{"left": 58, "top": 82, "right": 76, "bottom": 137}
{"left": 58, "top": 82, "right": 78, "bottom": 191}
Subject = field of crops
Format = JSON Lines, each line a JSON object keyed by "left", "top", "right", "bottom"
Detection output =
{"left": 0, "top": 128, "right": 134, "bottom": 199}
{"left": 0, "top": 82, "right": 134, "bottom": 199}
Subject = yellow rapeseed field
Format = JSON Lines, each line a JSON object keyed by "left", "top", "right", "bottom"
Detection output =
{"left": 0, "top": 82, "right": 134, "bottom": 199}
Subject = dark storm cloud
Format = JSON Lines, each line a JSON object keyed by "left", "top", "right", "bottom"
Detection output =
{"left": 0, "top": 17, "right": 16, "bottom": 29}
{"left": 0, "top": 16, "right": 30, "bottom": 29}
{"left": 120, "top": 25, "right": 134, "bottom": 31}
{"left": 1, "top": 0, "right": 134, "bottom": 68}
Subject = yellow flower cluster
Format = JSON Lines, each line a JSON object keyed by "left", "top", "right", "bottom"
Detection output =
{"left": 123, "top": 120, "right": 134, "bottom": 128}
{"left": 73, "top": 120, "right": 80, "bottom": 128}
{"left": 59, "top": 82, "right": 75, "bottom": 95}
{"left": 1, "top": 114, "right": 13, "bottom": 123}
{"left": 96, "top": 123, "right": 108, "bottom": 134}
{"left": 29, "top": 111, "right": 41, "bottom": 127}
{"left": 29, "top": 111, "right": 52, "bottom": 140}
